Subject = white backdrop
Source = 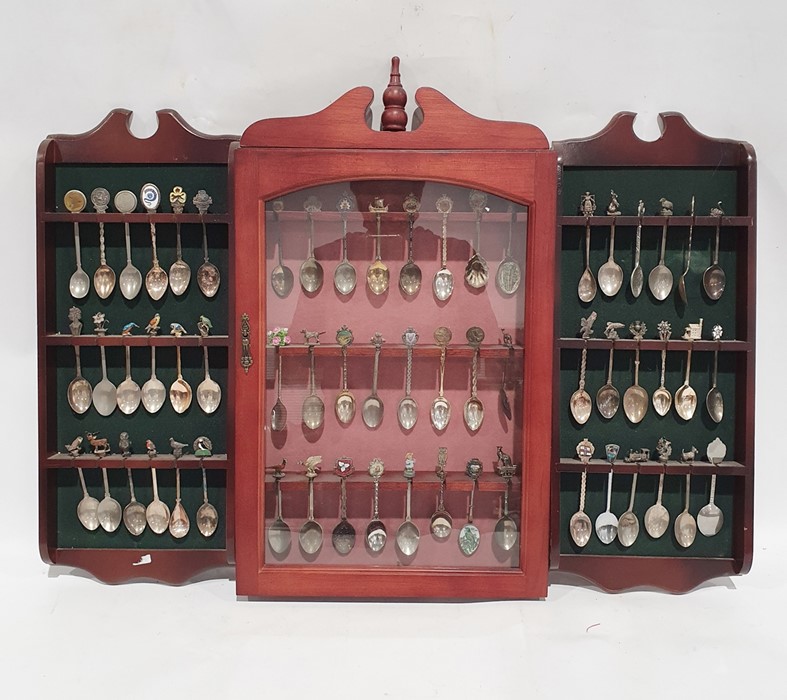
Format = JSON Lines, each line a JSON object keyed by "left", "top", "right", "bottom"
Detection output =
{"left": 2, "top": 1, "right": 785, "bottom": 697}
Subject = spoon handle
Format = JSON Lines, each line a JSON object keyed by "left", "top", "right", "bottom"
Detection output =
{"left": 605, "top": 470, "right": 613, "bottom": 512}
{"left": 684, "top": 344, "right": 693, "bottom": 384}
{"left": 101, "top": 467, "right": 110, "bottom": 499}
{"left": 608, "top": 218, "right": 616, "bottom": 261}
{"left": 151, "top": 467, "right": 160, "bottom": 502}
{"left": 340, "top": 477, "right": 347, "bottom": 520}
{"left": 713, "top": 219, "right": 721, "bottom": 265}
{"left": 98, "top": 221, "right": 107, "bottom": 265}
{"left": 77, "top": 467, "right": 90, "bottom": 499}
{"left": 656, "top": 472, "right": 664, "bottom": 505}
{"left": 127, "top": 468, "right": 137, "bottom": 503}
{"left": 150, "top": 221, "right": 159, "bottom": 266}
{"left": 712, "top": 347, "right": 719, "bottom": 388}
{"left": 578, "top": 470, "right": 587, "bottom": 512}
{"left": 709, "top": 473, "right": 717, "bottom": 506}
{"left": 203, "top": 346, "right": 211, "bottom": 381}
{"left": 607, "top": 345, "right": 615, "bottom": 384}
{"left": 73, "top": 222, "right": 83, "bottom": 269}
{"left": 372, "top": 478, "right": 380, "bottom": 519}
{"left": 684, "top": 473, "right": 691, "bottom": 511}
{"left": 124, "top": 222, "right": 133, "bottom": 263}
{"left": 628, "top": 473, "right": 638, "bottom": 511}
{"left": 660, "top": 221, "right": 668, "bottom": 264}
{"left": 202, "top": 219, "right": 210, "bottom": 262}
{"left": 307, "top": 476, "right": 315, "bottom": 521}
{"left": 100, "top": 346, "right": 109, "bottom": 381}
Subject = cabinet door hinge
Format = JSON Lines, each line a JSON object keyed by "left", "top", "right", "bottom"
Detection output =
{"left": 240, "top": 313, "right": 252, "bottom": 374}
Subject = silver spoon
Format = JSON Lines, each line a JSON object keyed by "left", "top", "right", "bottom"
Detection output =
{"left": 706, "top": 324, "right": 724, "bottom": 423}
{"left": 271, "top": 348, "right": 288, "bottom": 432}
{"left": 653, "top": 321, "right": 673, "bottom": 416}
{"left": 630, "top": 200, "right": 645, "bottom": 297}
{"left": 598, "top": 218, "right": 623, "bottom": 297}
{"left": 93, "top": 346, "right": 117, "bottom": 417}
{"left": 116, "top": 346, "right": 141, "bottom": 415}
{"left": 430, "top": 326, "right": 452, "bottom": 430}
{"left": 146, "top": 467, "right": 170, "bottom": 535}
{"left": 366, "top": 198, "right": 389, "bottom": 295}
{"left": 195, "top": 190, "right": 221, "bottom": 297}
{"left": 299, "top": 196, "right": 323, "bottom": 293}
{"left": 67, "top": 346, "right": 92, "bottom": 414}
{"left": 197, "top": 346, "right": 221, "bottom": 414}
{"left": 595, "top": 470, "right": 619, "bottom": 544}
{"left": 302, "top": 344, "right": 325, "bottom": 430}
{"left": 463, "top": 326, "right": 485, "bottom": 431}
{"left": 703, "top": 203, "right": 726, "bottom": 300}
{"left": 267, "top": 466, "right": 291, "bottom": 554}
{"left": 464, "top": 190, "right": 489, "bottom": 289}
{"left": 433, "top": 195, "right": 454, "bottom": 301}
{"left": 91, "top": 188, "right": 116, "bottom": 299}
{"left": 458, "top": 458, "right": 483, "bottom": 556}
{"left": 196, "top": 465, "right": 219, "bottom": 538}
{"left": 65, "top": 190, "right": 90, "bottom": 299}
{"left": 397, "top": 327, "right": 419, "bottom": 430}
{"left": 674, "top": 342, "right": 697, "bottom": 421}
{"left": 399, "top": 194, "right": 422, "bottom": 296}
{"left": 569, "top": 341, "right": 592, "bottom": 425}
{"left": 141, "top": 346, "right": 166, "bottom": 414}
{"left": 366, "top": 458, "right": 387, "bottom": 552}
{"left": 334, "top": 326, "right": 355, "bottom": 425}
{"left": 499, "top": 332, "right": 513, "bottom": 420}
{"left": 169, "top": 466, "right": 190, "bottom": 539}
{"left": 142, "top": 184, "right": 168, "bottom": 300}
{"left": 648, "top": 213, "right": 673, "bottom": 301}
{"left": 334, "top": 193, "right": 357, "bottom": 295}
{"left": 674, "top": 473, "right": 697, "bottom": 548}
{"left": 396, "top": 456, "right": 420, "bottom": 556}
{"left": 617, "top": 473, "right": 640, "bottom": 547}
{"left": 168, "top": 186, "right": 191, "bottom": 295}
{"left": 331, "top": 459, "right": 355, "bottom": 555}
{"left": 496, "top": 206, "right": 522, "bottom": 295}
{"left": 115, "top": 190, "right": 142, "bottom": 300}
{"left": 169, "top": 346, "right": 193, "bottom": 414}
{"left": 494, "top": 454, "right": 518, "bottom": 552}
{"left": 430, "top": 448, "right": 452, "bottom": 539}
{"left": 97, "top": 467, "right": 122, "bottom": 533}
{"left": 596, "top": 344, "right": 620, "bottom": 419}
{"left": 270, "top": 200, "right": 294, "bottom": 298}
{"left": 361, "top": 332, "right": 385, "bottom": 428}
{"left": 577, "top": 219, "right": 596, "bottom": 302}
{"left": 697, "top": 474, "right": 724, "bottom": 537}
{"left": 76, "top": 467, "right": 99, "bottom": 531}
{"left": 644, "top": 473, "right": 670, "bottom": 539}
{"left": 623, "top": 343, "right": 648, "bottom": 424}
{"left": 299, "top": 459, "right": 323, "bottom": 555}
{"left": 677, "top": 196, "right": 695, "bottom": 304}
{"left": 569, "top": 470, "right": 592, "bottom": 547}
{"left": 123, "top": 468, "right": 147, "bottom": 536}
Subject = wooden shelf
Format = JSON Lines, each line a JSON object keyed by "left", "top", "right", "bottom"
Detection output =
{"left": 557, "top": 338, "right": 750, "bottom": 352}
{"left": 43, "top": 212, "right": 231, "bottom": 224}
{"left": 558, "top": 215, "right": 751, "bottom": 227}
{"left": 46, "top": 453, "right": 229, "bottom": 469}
{"left": 267, "top": 210, "right": 527, "bottom": 225}
{"left": 267, "top": 472, "right": 516, "bottom": 492}
{"left": 271, "top": 343, "right": 521, "bottom": 358}
{"left": 45, "top": 334, "right": 229, "bottom": 347}
{"left": 555, "top": 458, "right": 747, "bottom": 476}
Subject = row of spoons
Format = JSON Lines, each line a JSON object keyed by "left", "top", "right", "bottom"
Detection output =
{"left": 65, "top": 186, "right": 220, "bottom": 301}
{"left": 569, "top": 470, "right": 723, "bottom": 549}
{"left": 270, "top": 192, "right": 523, "bottom": 300}
{"left": 67, "top": 344, "right": 221, "bottom": 416}
{"left": 75, "top": 465, "right": 218, "bottom": 538}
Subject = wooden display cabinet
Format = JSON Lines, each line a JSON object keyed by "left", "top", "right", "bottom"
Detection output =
{"left": 551, "top": 113, "right": 756, "bottom": 592}
{"left": 233, "top": 61, "right": 556, "bottom": 599}
{"left": 37, "top": 110, "right": 237, "bottom": 583}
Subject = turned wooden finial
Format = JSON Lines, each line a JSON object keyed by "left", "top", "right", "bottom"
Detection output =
{"left": 380, "top": 56, "right": 408, "bottom": 132}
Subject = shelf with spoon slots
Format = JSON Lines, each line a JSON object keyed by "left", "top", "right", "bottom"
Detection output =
{"left": 46, "top": 453, "right": 228, "bottom": 469}
{"left": 42, "top": 212, "right": 231, "bottom": 224}
{"left": 558, "top": 215, "right": 751, "bottom": 227}
{"left": 555, "top": 459, "right": 747, "bottom": 475}
{"left": 266, "top": 210, "right": 528, "bottom": 225}
{"left": 266, "top": 473, "right": 516, "bottom": 492}
{"left": 557, "top": 338, "right": 750, "bottom": 352}
{"left": 44, "top": 334, "right": 229, "bottom": 347}
{"left": 271, "top": 343, "right": 522, "bottom": 358}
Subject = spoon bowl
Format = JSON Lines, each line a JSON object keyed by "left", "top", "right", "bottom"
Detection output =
{"left": 93, "top": 347, "right": 117, "bottom": 417}
{"left": 674, "top": 474, "right": 697, "bottom": 548}
{"left": 95, "top": 467, "right": 122, "bottom": 533}
{"left": 76, "top": 467, "right": 99, "bottom": 531}
{"left": 617, "top": 473, "right": 640, "bottom": 547}
{"left": 141, "top": 346, "right": 166, "bottom": 414}
{"left": 648, "top": 220, "right": 673, "bottom": 301}
{"left": 697, "top": 474, "right": 724, "bottom": 536}
{"left": 300, "top": 203, "right": 323, "bottom": 293}
{"left": 578, "top": 221, "right": 597, "bottom": 302}
{"left": 169, "top": 467, "right": 190, "bottom": 539}
{"left": 67, "top": 347, "right": 92, "bottom": 414}
{"left": 674, "top": 345, "right": 697, "bottom": 421}
{"left": 169, "top": 346, "right": 193, "bottom": 414}
{"left": 595, "top": 346, "right": 619, "bottom": 419}
{"left": 145, "top": 468, "right": 170, "bottom": 535}
{"left": 595, "top": 470, "right": 619, "bottom": 544}
{"left": 644, "top": 473, "right": 670, "bottom": 539}
{"left": 598, "top": 220, "right": 623, "bottom": 297}
{"left": 197, "top": 346, "right": 222, "bottom": 414}
{"left": 116, "top": 346, "right": 141, "bottom": 415}
{"left": 123, "top": 468, "right": 147, "bottom": 536}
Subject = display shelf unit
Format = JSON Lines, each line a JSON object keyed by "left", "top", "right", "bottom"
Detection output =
{"left": 37, "top": 109, "right": 237, "bottom": 584}
{"left": 551, "top": 112, "right": 756, "bottom": 592}
{"left": 233, "top": 60, "right": 556, "bottom": 599}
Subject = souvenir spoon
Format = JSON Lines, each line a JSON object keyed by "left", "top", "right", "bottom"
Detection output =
{"left": 299, "top": 457, "right": 323, "bottom": 554}
{"left": 169, "top": 466, "right": 190, "bottom": 539}
{"left": 123, "top": 468, "right": 147, "bottom": 536}
{"left": 652, "top": 321, "right": 673, "bottom": 416}
{"left": 430, "top": 447, "right": 452, "bottom": 539}
{"left": 397, "top": 327, "right": 419, "bottom": 430}
{"left": 197, "top": 346, "right": 222, "bottom": 414}
{"left": 463, "top": 326, "right": 485, "bottom": 431}
{"left": 334, "top": 194, "right": 357, "bottom": 295}
{"left": 361, "top": 332, "right": 385, "bottom": 428}
{"left": 706, "top": 324, "right": 724, "bottom": 423}
{"left": 270, "top": 200, "right": 294, "bottom": 298}
{"left": 458, "top": 458, "right": 483, "bottom": 556}
{"left": 65, "top": 190, "right": 90, "bottom": 299}
{"left": 569, "top": 470, "right": 592, "bottom": 547}
{"left": 367, "top": 198, "right": 389, "bottom": 295}
{"left": 595, "top": 470, "right": 618, "bottom": 544}
{"left": 399, "top": 194, "right": 422, "bottom": 296}
{"left": 116, "top": 346, "right": 141, "bottom": 415}
{"left": 569, "top": 341, "right": 592, "bottom": 424}
{"left": 141, "top": 346, "right": 166, "bottom": 414}
{"left": 644, "top": 473, "right": 670, "bottom": 539}
{"left": 697, "top": 473, "right": 724, "bottom": 536}
{"left": 115, "top": 190, "right": 142, "bottom": 300}
{"left": 334, "top": 326, "right": 355, "bottom": 425}
{"left": 267, "top": 466, "right": 291, "bottom": 554}
{"left": 195, "top": 190, "right": 221, "bottom": 297}
{"left": 464, "top": 190, "right": 489, "bottom": 289}
{"left": 302, "top": 344, "right": 325, "bottom": 430}
{"left": 396, "top": 454, "right": 420, "bottom": 556}
{"left": 299, "top": 196, "right": 323, "bottom": 293}
{"left": 433, "top": 195, "right": 454, "bottom": 301}
{"left": 76, "top": 467, "right": 99, "bottom": 531}
{"left": 142, "top": 184, "right": 168, "bottom": 300}
{"left": 93, "top": 346, "right": 117, "bottom": 417}
{"left": 493, "top": 449, "right": 518, "bottom": 552}
{"left": 196, "top": 465, "right": 219, "bottom": 538}
{"left": 331, "top": 458, "right": 356, "bottom": 555}
{"left": 629, "top": 201, "right": 645, "bottom": 297}
{"left": 430, "top": 326, "right": 452, "bottom": 430}
{"left": 674, "top": 473, "right": 697, "bottom": 548}
{"left": 597, "top": 218, "right": 623, "bottom": 297}
{"left": 366, "top": 458, "right": 387, "bottom": 552}
{"left": 91, "top": 187, "right": 116, "bottom": 299}
{"left": 648, "top": 211, "right": 673, "bottom": 301}
{"left": 674, "top": 342, "right": 697, "bottom": 421}
{"left": 623, "top": 343, "right": 648, "bottom": 424}
{"left": 577, "top": 219, "right": 596, "bottom": 303}
{"left": 67, "top": 346, "right": 92, "bottom": 414}
{"left": 270, "top": 348, "right": 288, "bottom": 432}
{"left": 617, "top": 473, "right": 640, "bottom": 547}
{"left": 595, "top": 344, "right": 620, "bottom": 419}
{"left": 146, "top": 468, "right": 170, "bottom": 535}
{"left": 168, "top": 187, "right": 191, "bottom": 295}
{"left": 703, "top": 203, "right": 726, "bottom": 300}
{"left": 169, "top": 346, "right": 193, "bottom": 414}
{"left": 496, "top": 206, "right": 522, "bottom": 295}
{"left": 677, "top": 196, "right": 695, "bottom": 304}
